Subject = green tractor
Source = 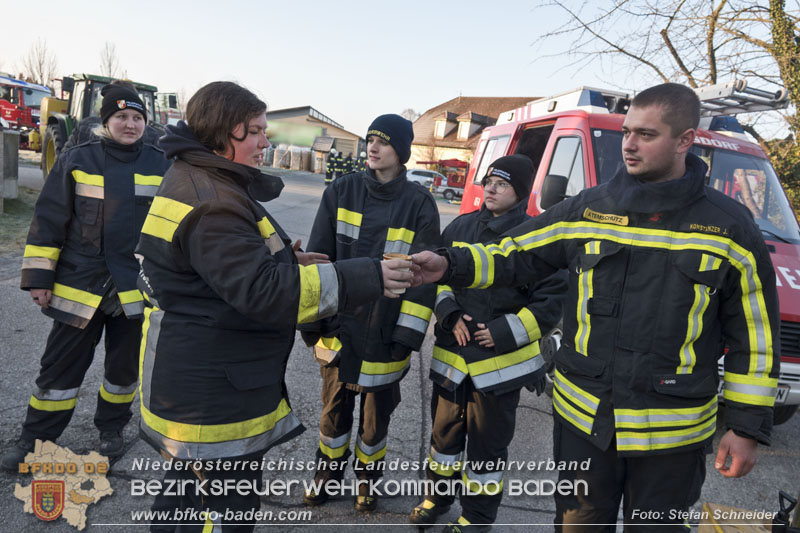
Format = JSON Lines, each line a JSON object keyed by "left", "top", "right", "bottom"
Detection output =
{"left": 39, "top": 74, "right": 159, "bottom": 180}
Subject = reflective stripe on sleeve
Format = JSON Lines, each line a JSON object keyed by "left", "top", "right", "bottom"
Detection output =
{"left": 297, "top": 263, "right": 338, "bottom": 324}
{"left": 141, "top": 196, "right": 194, "bottom": 243}
{"left": 50, "top": 283, "right": 102, "bottom": 320}
{"left": 257, "top": 217, "right": 285, "bottom": 254}
{"left": 454, "top": 241, "right": 494, "bottom": 289}
{"left": 357, "top": 356, "right": 411, "bottom": 388}
{"left": 23, "top": 245, "right": 60, "bottom": 271}
{"left": 722, "top": 372, "right": 778, "bottom": 407}
{"left": 435, "top": 285, "right": 455, "bottom": 310}
{"left": 396, "top": 300, "right": 433, "bottom": 334}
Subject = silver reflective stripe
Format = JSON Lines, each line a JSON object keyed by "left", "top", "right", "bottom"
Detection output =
{"left": 725, "top": 380, "right": 777, "bottom": 399}
{"left": 552, "top": 389, "right": 594, "bottom": 434}
{"left": 317, "top": 263, "right": 339, "bottom": 318}
{"left": 336, "top": 221, "right": 360, "bottom": 240}
{"left": 356, "top": 435, "right": 387, "bottom": 457}
{"left": 140, "top": 310, "right": 165, "bottom": 411}
{"left": 397, "top": 313, "right": 428, "bottom": 334}
{"left": 384, "top": 240, "right": 411, "bottom": 255}
{"left": 505, "top": 313, "right": 530, "bottom": 347}
{"left": 435, "top": 289, "right": 455, "bottom": 309}
{"left": 141, "top": 409, "right": 303, "bottom": 460}
{"left": 122, "top": 301, "right": 144, "bottom": 317}
{"left": 22, "top": 257, "right": 57, "bottom": 271}
{"left": 134, "top": 184, "right": 159, "bottom": 197}
{"left": 554, "top": 370, "right": 599, "bottom": 414}
{"left": 616, "top": 419, "right": 716, "bottom": 449}
{"left": 266, "top": 234, "right": 284, "bottom": 255}
{"left": 358, "top": 362, "right": 409, "bottom": 388}
{"left": 103, "top": 378, "right": 137, "bottom": 395}
{"left": 575, "top": 269, "right": 591, "bottom": 355}
{"left": 320, "top": 431, "right": 350, "bottom": 450}
{"left": 463, "top": 466, "right": 503, "bottom": 483}
{"left": 75, "top": 183, "right": 104, "bottom": 199}
{"left": 50, "top": 295, "right": 96, "bottom": 320}
{"left": 471, "top": 244, "right": 491, "bottom": 288}
{"left": 470, "top": 355, "right": 544, "bottom": 390}
{"left": 430, "top": 446, "right": 463, "bottom": 465}
{"left": 514, "top": 224, "right": 771, "bottom": 375}
{"left": 34, "top": 387, "right": 80, "bottom": 401}
{"left": 430, "top": 358, "right": 467, "bottom": 386}
{"left": 614, "top": 402, "right": 717, "bottom": 426}
{"left": 678, "top": 285, "right": 710, "bottom": 374}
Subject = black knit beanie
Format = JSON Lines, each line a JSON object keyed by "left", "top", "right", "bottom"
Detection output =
{"left": 100, "top": 84, "right": 147, "bottom": 124}
{"left": 482, "top": 154, "right": 535, "bottom": 200}
{"left": 366, "top": 114, "right": 413, "bottom": 164}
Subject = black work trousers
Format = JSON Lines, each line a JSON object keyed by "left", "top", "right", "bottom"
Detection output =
{"left": 21, "top": 311, "right": 141, "bottom": 442}
{"left": 314, "top": 364, "right": 401, "bottom": 481}
{"left": 424, "top": 380, "right": 521, "bottom": 524}
{"left": 553, "top": 419, "right": 707, "bottom": 533}
{"left": 149, "top": 453, "right": 265, "bottom": 532}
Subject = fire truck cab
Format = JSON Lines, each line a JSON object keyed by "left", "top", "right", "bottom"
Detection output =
{"left": 0, "top": 74, "right": 51, "bottom": 150}
{"left": 460, "top": 81, "right": 800, "bottom": 424}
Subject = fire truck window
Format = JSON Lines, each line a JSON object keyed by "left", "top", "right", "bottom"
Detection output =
{"left": 591, "top": 129, "right": 624, "bottom": 184}
{"left": 0, "top": 86, "right": 10, "bottom": 101}
{"left": 473, "top": 135, "right": 510, "bottom": 184}
{"left": 515, "top": 125, "right": 554, "bottom": 172}
{"left": 548, "top": 136, "right": 585, "bottom": 196}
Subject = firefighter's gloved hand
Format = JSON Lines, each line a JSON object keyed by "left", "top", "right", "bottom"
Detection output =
{"left": 300, "top": 331, "right": 321, "bottom": 347}
{"left": 389, "top": 342, "right": 411, "bottom": 361}
{"left": 524, "top": 368, "right": 547, "bottom": 396}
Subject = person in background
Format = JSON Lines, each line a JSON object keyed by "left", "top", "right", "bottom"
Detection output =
{"left": 325, "top": 147, "right": 337, "bottom": 185}
{"left": 301, "top": 114, "right": 440, "bottom": 512}
{"left": 2, "top": 84, "right": 170, "bottom": 470}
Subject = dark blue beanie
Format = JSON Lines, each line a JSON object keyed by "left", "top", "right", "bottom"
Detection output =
{"left": 366, "top": 114, "right": 414, "bottom": 164}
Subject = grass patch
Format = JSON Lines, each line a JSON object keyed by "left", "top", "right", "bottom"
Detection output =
{"left": 0, "top": 187, "right": 38, "bottom": 256}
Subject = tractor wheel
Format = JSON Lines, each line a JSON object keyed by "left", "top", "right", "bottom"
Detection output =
{"left": 41, "top": 124, "right": 64, "bottom": 181}
{"left": 443, "top": 189, "right": 455, "bottom": 201}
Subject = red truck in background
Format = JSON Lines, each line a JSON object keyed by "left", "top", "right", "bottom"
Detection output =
{"left": 460, "top": 82, "right": 800, "bottom": 424}
{"left": 0, "top": 74, "right": 52, "bottom": 150}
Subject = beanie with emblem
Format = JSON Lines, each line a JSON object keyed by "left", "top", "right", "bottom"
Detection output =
{"left": 100, "top": 84, "right": 147, "bottom": 124}
{"left": 482, "top": 154, "right": 535, "bottom": 200}
{"left": 366, "top": 114, "right": 414, "bottom": 164}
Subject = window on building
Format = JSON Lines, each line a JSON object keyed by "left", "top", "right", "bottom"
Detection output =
{"left": 435, "top": 120, "right": 446, "bottom": 139}
{"left": 457, "top": 121, "right": 470, "bottom": 140}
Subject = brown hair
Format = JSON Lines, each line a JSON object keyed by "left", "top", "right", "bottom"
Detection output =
{"left": 631, "top": 83, "right": 700, "bottom": 137}
{"left": 185, "top": 81, "right": 267, "bottom": 156}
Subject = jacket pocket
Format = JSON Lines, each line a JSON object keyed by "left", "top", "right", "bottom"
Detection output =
{"left": 225, "top": 360, "right": 281, "bottom": 391}
{"left": 652, "top": 372, "right": 718, "bottom": 399}
{"left": 556, "top": 346, "right": 606, "bottom": 378}
{"left": 672, "top": 252, "right": 728, "bottom": 290}
{"left": 77, "top": 197, "right": 101, "bottom": 225}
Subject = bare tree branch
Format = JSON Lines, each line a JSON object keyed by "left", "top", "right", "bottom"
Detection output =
{"left": 99, "top": 42, "right": 120, "bottom": 78}
{"left": 21, "top": 38, "right": 58, "bottom": 86}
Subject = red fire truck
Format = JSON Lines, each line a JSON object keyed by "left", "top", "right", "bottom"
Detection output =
{"left": 460, "top": 81, "right": 800, "bottom": 424}
{"left": 0, "top": 74, "right": 52, "bottom": 149}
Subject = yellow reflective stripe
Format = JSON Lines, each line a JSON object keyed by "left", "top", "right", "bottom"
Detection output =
{"left": 400, "top": 300, "right": 433, "bottom": 321}
{"left": 72, "top": 169, "right": 103, "bottom": 186}
{"left": 141, "top": 196, "right": 194, "bottom": 243}
{"left": 458, "top": 516, "right": 471, "bottom": 526}
{"left": 387, "top": 227, "right": 415, "bottom": 244}
{"left": 360, "top": 356, "right": 411, "bottom": 375}
{"left": 575, "top": 269, "right": 593, "bottom": 355}
{"left": 585, "top": 241, "right": 600, "bottom": 254}
{"left": 319, "top": 437, "right": 350, "bottom": 459}
{"left": 118, "top": 289, "right": 143, "bottom": 304}
{"left": 723, "top": 372, "right": 778, "bottom": 407}
{"left": 553, "top": 369, "right": 599, "bottom": 414}
{"left": 552, "top": 388, "right": 594, "bottom": 434}
{"left": 454, "top": 241, "right": 494, "bottom": 289}
{"left": 24, "top": 245, "right": 60, "bottom": 260}
{"left": 432, "top": 346, "right": 469, "bottom": 375}
{"left": 29, "top": 396, "right": 77, "bottom": 411}
{"left": 468, "top": 343, "right": 539, "bottom": 376}
{"left": 509, "top": 221, "right": 773, "bottom": 377}
{"left": 134, "top": 174, "right": 163, "bottom": 186}
{"left": 517, "top": 307, "right": 541, "bottom": 341}
{"left": 428, "top": 456, "right": 461, "bottom": 477}
{"left": 614, "top": 397, "right": 717, "bottom": 428}
{"left": 257, "top": 217, "right": 276, "bottom": 238}
{"left": 355, "top": 442, "right": 386, "bottom": 464}
{"left": 337, "top": 208, "right": 362, "bottom": 226}
{"left": 141, "top": 398, "right": 292, "bottom": 443}
{"left": 297, "top": 264, "right": 322, "bottom": 323}
{"left": 316, "top": 336, "right": 342, "bottom": 351}
{"left": 616, "top": 415, "right": 717, "bottom": 452}
{"left": 99, "top": 383, "right": 136, "bottom": 404}
{"left": 436, "top": 284, "right": 453, "bottom": 295}
{"left": 700, "top": 253, "right": 722, "bottom": 271}
{"left": 677, "top": 285, "right": 712, "bottom": 374}
{"left": 461, "top": 470, "right": 503, "bottom": 496}
{"left": 52, "top": 283, "right": 102, "bottom": 307}
{"left": 141, "top": 216, "right": 178, "bottom": 242}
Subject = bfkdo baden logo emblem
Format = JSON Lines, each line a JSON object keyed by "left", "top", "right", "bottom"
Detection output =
{"left": 32, "top": 480, "right": 65, "bottom": 521}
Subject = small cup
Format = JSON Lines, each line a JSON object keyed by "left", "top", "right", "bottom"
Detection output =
{"left": 383, "top": 253, "right": 412, "bottom": 294}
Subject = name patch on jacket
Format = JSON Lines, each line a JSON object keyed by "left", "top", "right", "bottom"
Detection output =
{"left": 680, "top": 223, "right": 729, "bottom": 235}
{"left": 583, "top": 208, "right": 629, "bottom": 226}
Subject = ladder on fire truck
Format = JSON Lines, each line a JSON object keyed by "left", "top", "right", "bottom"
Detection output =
{"left": 695, "top": 79, "right": 789, "bottom": 116}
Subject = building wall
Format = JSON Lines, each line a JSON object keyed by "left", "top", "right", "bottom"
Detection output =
{"left": 408, "top": 144, "right": 473, "bottom": 170}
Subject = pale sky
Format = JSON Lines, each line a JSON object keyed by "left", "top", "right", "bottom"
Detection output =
{"left": 3, "top": 0, "right": 652, "bottom": 135}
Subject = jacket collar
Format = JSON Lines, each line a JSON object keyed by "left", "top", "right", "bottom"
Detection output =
{"left": 363, "top": 167, "right": 407, "bottom": 200}
{"left": 102, "top": 137, "right": 143, "bottom": 163}
{"left": 479, "top": 198, "right": 529, "bottom": 235}
{"left": 607, "top": 152, "right": 708, "bottom": 214}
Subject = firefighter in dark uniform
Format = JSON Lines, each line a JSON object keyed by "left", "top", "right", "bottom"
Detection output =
{"left": 335, "top": 151, "right": 344, "bottom": 180}
{"left": 410, "top": 155, "right": 567, "bottom": 531}
{"left": 301, "top": 114, "right": 440, "bottom": 512}
{"left": 357, "top": 151, "right": 367, "bottom": 172}
{"left": 325, "top": 147, "right": 337, "bottom": 185}
{"left": 135, "top": 83, "right": 412, "bottom": 532}
{"left": 1, "top": 85, "right": 170, "bottom": 470}
{"left": 343, "top": 152, "right": 353, "bottom": 175}
{"left": 411, "top": 83, "right": 780, "bottom": 532}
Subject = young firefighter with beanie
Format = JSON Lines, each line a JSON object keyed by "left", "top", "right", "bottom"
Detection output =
{"left": 410, "top": 155, "right": 566, "bottom": 532}
{"left": 1, "top": 84, "right": 170, "bottom": 470}
{"left": 301, "top": 114, "right": 441, "bottom": 511}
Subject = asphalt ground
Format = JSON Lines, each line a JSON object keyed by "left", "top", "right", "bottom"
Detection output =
{"left": 0, "top": 161, "right": 798, "bottom": 531}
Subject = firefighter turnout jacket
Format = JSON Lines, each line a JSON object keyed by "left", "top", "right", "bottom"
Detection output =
{"left": 304, "top": 169, "right": 440, "bottom": 390}
{"left": 21, "top": 138, "right": 170, "bottom": 328}
{"left": 440, "top": 154, "right": 779, "bottom": 455}
{"left": 135, "top": 123, "right": 385, "bottom": 460}
{"left": 433, "top": 202, "right": 566, "bottom": 394}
